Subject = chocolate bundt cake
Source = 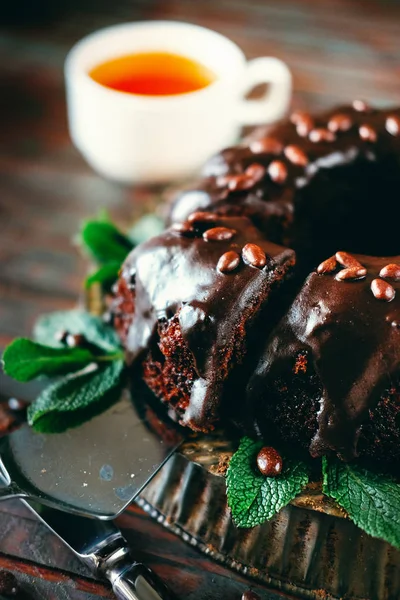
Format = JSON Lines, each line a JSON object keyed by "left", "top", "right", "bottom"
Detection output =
{"left": 113, "top": 214, "right": 295, "bottom": 431}
{"left": 113, "top": 102, "right": 400, "bottom": 464}
{"left": 245, "top": 253, "right": 400, "bottom": 463}
{"left": 170, "top": 103, "right": 400, "bottom": 266}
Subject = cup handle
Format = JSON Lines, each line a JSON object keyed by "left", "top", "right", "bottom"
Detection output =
{"left": 237, "top": 57, "right": 292, "bottom": 126}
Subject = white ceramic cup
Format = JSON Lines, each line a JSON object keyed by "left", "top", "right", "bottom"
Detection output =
{"left": 65, "top": 21, "right": 292, "bottom": 184}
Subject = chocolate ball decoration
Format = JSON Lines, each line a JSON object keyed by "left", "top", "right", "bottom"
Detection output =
{"left": 256, "top": 446, "right": 283, "bottom": 477}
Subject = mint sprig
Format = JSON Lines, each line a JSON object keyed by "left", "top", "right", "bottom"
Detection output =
{"left": 322, "top": 457, "right": 400, "bottom": 549}
{"left": 226, "top": 437, "right": 309, "bottom": 528}
{"left": 3, "top": 339, "right": 97, "bottom": 381}
{"left": 79, "top": 212, "right": 164, "bottom": 290}
{"left": 84, "top": 261, "right": 122, "bottom": 290}
{"left": 79, "top": 215, "right": 134, "bottom": 290}
{"left": 80, "top": 219, "right": 134, "bottom": 265}
{"left": 2, "top": 310, "right": 126, "bottom": 434}
{"left": 28, "top": 360, "right": 124, "bottom": 433}
{"left": 227, "top": 439, "right": 400, "bottom": 548}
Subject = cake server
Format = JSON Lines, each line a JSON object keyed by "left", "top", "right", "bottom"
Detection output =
{"left": 0, "top": 387, "right": 183, "bottom": 598}
{"left": 0, "top": 388, "right": 182, "bottom": 518}
{"left": 22, "top": 499, "right": 176, "bottom": 600}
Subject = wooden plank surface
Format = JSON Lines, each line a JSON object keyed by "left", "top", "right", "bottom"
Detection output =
{"left": 1, "top": 0, "right": 400, "bottom": 598}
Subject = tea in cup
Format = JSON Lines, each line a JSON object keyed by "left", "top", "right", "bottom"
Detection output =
{"left": 65, "top": 21, "right": 292, "bottom": 183}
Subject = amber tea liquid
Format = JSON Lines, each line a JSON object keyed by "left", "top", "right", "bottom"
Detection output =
{"left": 89, "top": 51, "right": 217, "bottom": 96}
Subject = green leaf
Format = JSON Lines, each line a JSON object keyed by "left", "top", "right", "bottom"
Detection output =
{"left": 322, "top": 457, "right": 400, "bottom": 549}
{"left": 129, "top": 214, "right": 164, "bottom": 245}
{"left": 34, "top": 310, "right": 121, "bottom": 353}
{"left": 2, "top": 338, "right": 96, "bottom": 382}
{"left": 28, "top": 360, "right": 125, "bottom": 433}
{"left": 226, "top": 437, "right": 309, "bottom": 528}
{"left": 80, "top": 220, "right": 133, "bottom": 265}
{"left": 85, "top": 261, "right": 121, "bottom": 291}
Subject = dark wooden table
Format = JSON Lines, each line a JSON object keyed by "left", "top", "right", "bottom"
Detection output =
{"left": 1, "top": 1, "right": 400, "bottom": 598}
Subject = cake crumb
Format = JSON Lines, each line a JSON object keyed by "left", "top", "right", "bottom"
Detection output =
{"left": 294, "top": 352, "right": 308, "bottom": 374}
{"left": 210, "top": 452, "right": 232, "bottom": 476}
{"left": 314, "top": 589, "right": 332, "bottom": 600}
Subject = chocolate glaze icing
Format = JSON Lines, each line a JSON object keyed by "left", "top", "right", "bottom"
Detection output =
{"left": 117, "top": 215, "right": 295, "bottom": 430}
{"left": 170, "top": 105, "right": 400, "bottom": 264}
{"left": 247, "top": 254, "right": 400, "bottom": 460}
{"left": 114, "top": 103, "right": 400, "bottom": 460}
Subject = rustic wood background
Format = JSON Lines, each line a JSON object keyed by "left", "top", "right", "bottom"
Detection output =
{"left": 1, "top": 0, "right": 400, "bottom": 598}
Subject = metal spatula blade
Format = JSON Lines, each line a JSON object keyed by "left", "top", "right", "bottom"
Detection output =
{"left": 0, "top": 388, "right": 183, "bottom": 519}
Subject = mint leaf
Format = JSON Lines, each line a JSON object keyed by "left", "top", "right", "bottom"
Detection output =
{"left": 129, "top": 214, "right": 164, "bottom": 245}
{"left": 85, "top": 261, "right": 121, "bottom": 290}
{"left": 226, "top": 437, "right": 309, "bottom": 528}
{"left": 2, "top": 338, "right": 96, "bottom": 382}
{"left": 80, "top": 219, "right": 133, "bottom": 265}
{"left": 322, "top": 458, "right": 400, "bottom": 549}
{"left": 34, "top": 310, "right": 121, "bottom": 353}
{"left": 28, "top": 360, "right": 125, "bottom": 433}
